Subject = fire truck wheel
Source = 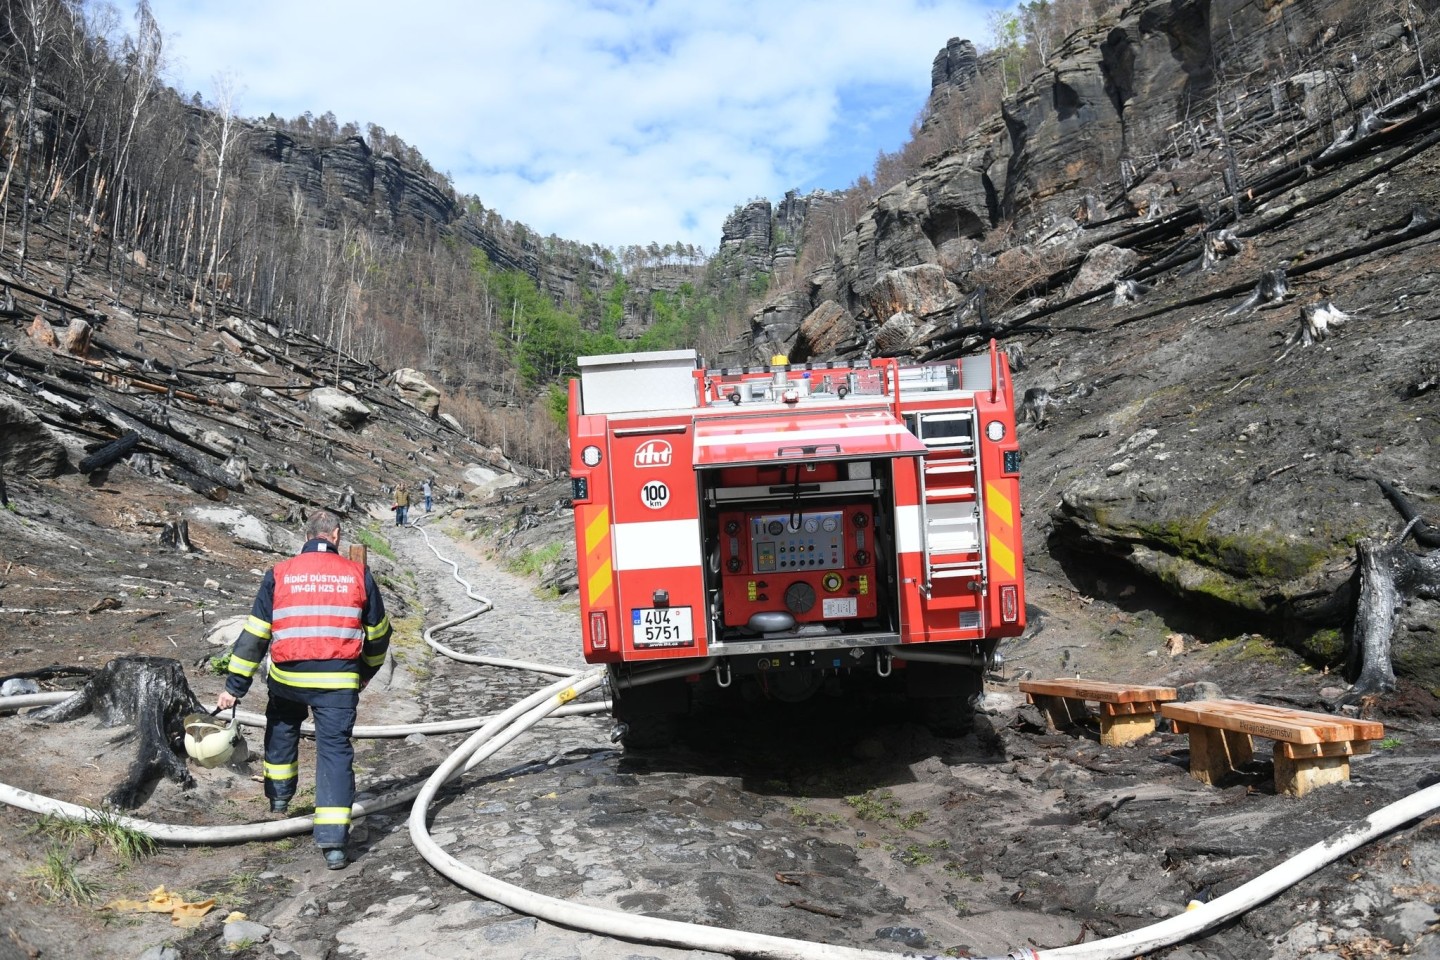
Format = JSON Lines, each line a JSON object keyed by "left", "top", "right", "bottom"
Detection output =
{"left": 611, "top": 675, "right": 690, "bottom": 751}
{"left": 914, "top": 696, "right": 976, "bottom": 738}
{"left": 905, "top": 663, "right": 983, "bottom": 738}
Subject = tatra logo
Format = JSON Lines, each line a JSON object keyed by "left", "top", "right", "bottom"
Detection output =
{"left": 634, "top": 440, "right": 672, "bottom": 468}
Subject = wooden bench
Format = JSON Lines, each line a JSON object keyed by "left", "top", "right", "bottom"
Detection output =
{"left": 1019, "top": 678, "right": 1178, "bottom": 746}
{"left": 1160, "top": 699, "right": 1385, "bottom": 797}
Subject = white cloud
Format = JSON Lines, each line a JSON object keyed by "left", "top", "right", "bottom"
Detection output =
{"left": 147, "top": 0, "right": 996, "bottom": 250}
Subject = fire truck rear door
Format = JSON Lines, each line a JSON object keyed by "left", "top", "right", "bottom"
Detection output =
{"left": 692, "top": 409, "right": 927, "bottom": 468}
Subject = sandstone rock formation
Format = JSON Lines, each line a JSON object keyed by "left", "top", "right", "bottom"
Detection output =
{"left": 732, "top": 0, "right": 1440, "bottom": 689}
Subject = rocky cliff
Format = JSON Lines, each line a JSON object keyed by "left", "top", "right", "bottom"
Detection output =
{"left": 731, "top": 0, "right": 1440, "bottom": 689}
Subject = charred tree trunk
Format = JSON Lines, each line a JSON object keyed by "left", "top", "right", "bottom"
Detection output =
{"left": 77, "top": 431, "right": 140, "bottom": 473}
{"left": 1348, "top": 532, "right": 1440, "bottom": 696}
{"left": 160, "top": 518, "right": 193, "bottom": 551}
{"left": 86, "top": 398, "right": 242, "bottom": 493}
{"left": 31, "top": 656, "right": 203, "bottom": 809}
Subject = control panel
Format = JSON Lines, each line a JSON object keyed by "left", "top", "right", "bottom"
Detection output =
{"left": 717, "top": 504, "right": 878, "bottom": 628}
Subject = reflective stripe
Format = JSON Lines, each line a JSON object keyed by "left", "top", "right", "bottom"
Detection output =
{"left": 245, "top": 615, "right": 273, "bottom": 640}
{"left": 612, "top": 520, "right": 703, "bottom": 570}
{"left": 985, "top": 480, "right": 1018, "bottom": 578}
{"left": 365, "top": 616, "right": 391, "bottom": 640}
{"left": 263, "top": 761, "right": 298, "bottom": 780}
{"left": 229, "top": 655, "right": 261, "bottom": 678}
{"left": 313, "top": 806, "right": 351, "bottom": 826}
{"left": 274, "top": 625, "right": 365, "bottom": 642}
{"left": 267, "top": 663, "right": 360, "bottom": 690}
{"left": 273, "top": 604, "right": 370, "bottom": 619}
{"left": 361, "top": 651, "right": 386, "bottom": 667}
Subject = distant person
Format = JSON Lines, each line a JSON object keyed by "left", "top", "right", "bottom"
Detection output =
{"left": 216, "top": 510, "right": 392, "bottom": 871}
{"left": 393, "top": 482, "right": 410, "bottom": 527}
{"left": 422, "top": 478, "right": 433, "bottom": 513}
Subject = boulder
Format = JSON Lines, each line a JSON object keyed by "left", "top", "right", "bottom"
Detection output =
{"left": 747, "top": 289, "right": 813, "bottom": 361}
{"left": 391, "top": 368, "right": 441, "bottom": 418}
{"left": 793, "top": 301, "right": 857, "bottom": 361}
{"left": 866, "top": 264, "right": 959, "bottom": 321}
{"left": 0, "top": 396, "right": 69, "bottom": 478}
{"left": 62, "top": 318, "right": 92, "bottom": 357}
{"left": 874, "top": 312, "right": 920, "bottom": 356}
{"left": 1067, "top": 243, "right": 1141, "bottom": 298}
{"left": 309, "top": 387, "right": 372, "bottom": 429}
{"left": 27, "top": 315, "right": 57, "bottom": 348}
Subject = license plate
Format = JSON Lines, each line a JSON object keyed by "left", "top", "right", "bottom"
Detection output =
{"left": 632, "top": 607, "right": 693, "bottom": 648}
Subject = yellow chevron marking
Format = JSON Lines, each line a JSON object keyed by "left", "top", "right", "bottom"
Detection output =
{"left": 989, "top": 535, "right": 1016, "bottom": 578}
{"left": 588, "top": 559, "right": 613, "bottom": 607}
{"left": 585, "top": 506, "right": 610, "bottom": 554}
{"left": 985, "top": 482, "right": 1013, "bottom": 528}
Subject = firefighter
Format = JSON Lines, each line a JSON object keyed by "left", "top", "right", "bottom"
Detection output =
{"left": 216, "top": 509, "right": 392, "bottom": 870}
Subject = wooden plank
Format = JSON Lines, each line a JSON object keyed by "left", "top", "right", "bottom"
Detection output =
{"left": 1019, "top": 679, "right": 1177, "bottom": 704}
{"left": 1275, "top": 754, "right": 1350, "bottom": 797}
{"left": 1160, "top": 699, "right": 1383, "bottom": 744}
{"left": 1028, "top": 693, "right": 1087, "bottom": 731}
{"left": 1100, "top": 713, "right": 1156, "bottom": 746}
{"left": 1098, "top": 700, "right": 1164, "bottom": 717}
{"left": 1277, "top": 739, "right": 1373, "bottom": 760}
{"left": 1193, "top": 700, "right": 1385, "bottom": 740}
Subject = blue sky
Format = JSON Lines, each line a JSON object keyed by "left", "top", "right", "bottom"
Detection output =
{"left": 145, "top": 0, "right": 999, "bottom": 252}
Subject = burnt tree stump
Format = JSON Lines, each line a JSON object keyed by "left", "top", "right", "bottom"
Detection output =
{"left": 32, "top": 656, "right": 204, "bottom": 809}
{"left": 1349, "top": 531, "right": 1440, "bottom": 696}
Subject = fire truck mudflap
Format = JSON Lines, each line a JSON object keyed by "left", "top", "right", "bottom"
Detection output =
{"left": 568, "top": 345, "right": 1025, "bottom": 748}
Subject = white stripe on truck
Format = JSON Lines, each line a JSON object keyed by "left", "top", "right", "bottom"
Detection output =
{"left": 613, "top": 520, "right": 705, "bottom": 571}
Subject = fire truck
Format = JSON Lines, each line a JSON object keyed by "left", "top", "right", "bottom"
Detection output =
{"left": 567, "top": 343, "right": 1025, "bottom": 746}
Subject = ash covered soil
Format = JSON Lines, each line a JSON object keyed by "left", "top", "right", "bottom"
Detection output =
{"left": 0, "top": 489, "right": 1437, "bottom": 960}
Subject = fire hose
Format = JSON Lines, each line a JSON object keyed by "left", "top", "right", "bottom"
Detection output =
{"left": 1, "top": 519, "right": 1437, "bottom": 960}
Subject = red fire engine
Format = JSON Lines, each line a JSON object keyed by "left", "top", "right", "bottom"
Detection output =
{"left": 567, "top": 343, "right": 1025, "bottom": 746}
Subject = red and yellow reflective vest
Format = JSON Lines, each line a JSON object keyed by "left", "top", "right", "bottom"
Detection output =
{"left": 226, "top": 539, "right": 392, "bottom": 697}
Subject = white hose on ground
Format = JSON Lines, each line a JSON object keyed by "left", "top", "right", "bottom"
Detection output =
{"left": 407, "top": 669, "right": 904, "bottom": 960}
{"left": 407, "top": 671, "right": 1440, "bottom": 960}
{"left": 410, "top": 522, "right": 577, "bottom": 677}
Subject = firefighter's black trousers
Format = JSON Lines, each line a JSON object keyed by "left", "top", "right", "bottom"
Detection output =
{"left": 263, "top": 685, "right": 358, "bottom": 849}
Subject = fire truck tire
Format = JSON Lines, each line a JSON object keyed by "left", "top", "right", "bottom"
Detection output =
{"left": 905, "top": 663, "right": 983, "bottom": 738}
{"left": 612, "top": 677, "right": 690, "bottom": 751}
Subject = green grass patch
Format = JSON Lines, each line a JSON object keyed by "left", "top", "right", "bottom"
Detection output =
{"left": 352, "top": 526, "right": 396, "bottom": 562}
{"left": 26, "top": 844, "right": 98, "bottom": 903}
{"left": 31, "top": 811, "right": 156, "bottom": 863}
{"left": 1377, "top": 737, "right": 1401, "bottom": 750}
{"left": 789, "top": 802, "right": 842, "bottom": 828}
{"left": 510, "top": 542, "right": 565, "bottom": 578}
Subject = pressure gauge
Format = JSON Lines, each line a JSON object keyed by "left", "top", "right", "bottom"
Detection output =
{"left": 804, "top": 517, "right": 819, "bottom": 533}
{"left": 986, "top": 421, "right": 1006, "bottom": 442}
{"left": 821, "top": 516, "right": 838, "bottom": 532}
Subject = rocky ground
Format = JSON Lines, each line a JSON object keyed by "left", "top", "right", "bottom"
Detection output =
{"left": 1, "top": 501, "right": 1437, "bottom": 960}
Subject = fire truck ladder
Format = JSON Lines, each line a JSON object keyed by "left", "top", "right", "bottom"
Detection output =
{"left": 915, "top": 410, "right": 987, "bottom": 598}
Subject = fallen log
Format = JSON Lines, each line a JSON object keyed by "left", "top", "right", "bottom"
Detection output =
{"left": 163, "top": 462, "right": 229, "bottom": 501}
{"left": 78, "top": 431, "right": 140, "bottom": 473}
{"left": 86, "top": 397, "right": 242, "bottom": 492}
